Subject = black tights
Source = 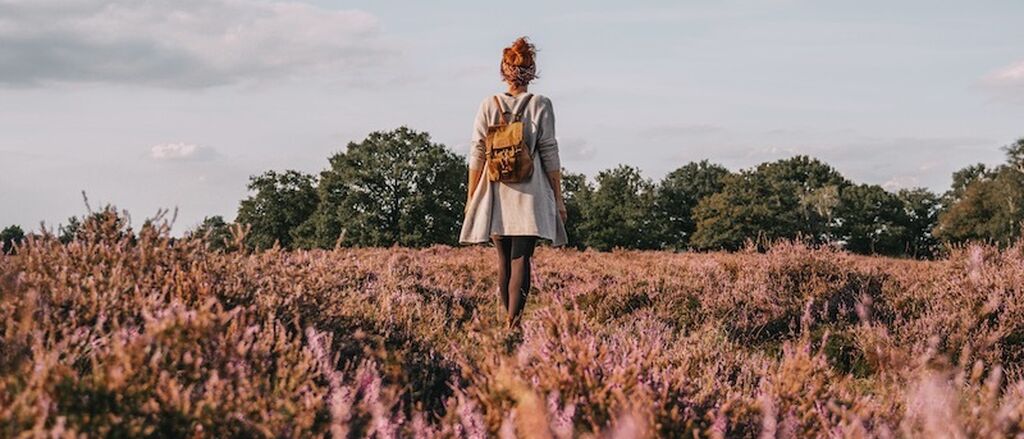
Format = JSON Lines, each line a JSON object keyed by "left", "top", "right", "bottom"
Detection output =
{"left": 491, "top": 235, "right": 537, "bottom": 329}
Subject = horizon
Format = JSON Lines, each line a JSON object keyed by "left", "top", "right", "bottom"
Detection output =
{"left": 2, "top": 0, "right": 1023, "bottom": 234}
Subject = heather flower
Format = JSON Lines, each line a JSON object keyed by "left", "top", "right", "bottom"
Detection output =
{"left": 4, "top": 217, "right": 1024, "bottom": 436}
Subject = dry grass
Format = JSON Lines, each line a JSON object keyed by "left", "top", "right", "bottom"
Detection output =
{"left": 3, "top": 210, "right": 1024, "bottom": 437}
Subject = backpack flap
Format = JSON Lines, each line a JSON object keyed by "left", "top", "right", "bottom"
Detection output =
{"left": 486, "top": 122, "right": 524, "bottom": 150}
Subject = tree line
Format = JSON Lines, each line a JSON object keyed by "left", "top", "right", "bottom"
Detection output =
{"left": 3, "top": 127, "right": 1023, "bottom": 258}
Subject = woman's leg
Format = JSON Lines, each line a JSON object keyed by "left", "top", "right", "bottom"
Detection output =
{"left": 491, "top": 235, "right": 513, "bottom": 312}
{"left": 506, "top": 236, "right": 537, "bottom": 328}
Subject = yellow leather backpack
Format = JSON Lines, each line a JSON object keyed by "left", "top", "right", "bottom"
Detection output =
{"left": 485, "top": 94, "right": 534, "bottom": 183}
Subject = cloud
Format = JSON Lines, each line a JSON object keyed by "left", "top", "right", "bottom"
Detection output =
{"left": 985, "top": 61, "right": 1024, "bottom": 86}
{"left": 150, "top": 143, "right": 217, "bottom": 161}
{"left": 882, "top": 176, "right": 920, "bottom": 191}
{"left": 0, "top": 0, "right": 396, "bottom": 88}
{"left": 981, "top": 60, "right": 1024, "bottom": 102}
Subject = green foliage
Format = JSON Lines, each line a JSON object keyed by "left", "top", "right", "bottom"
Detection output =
{"left": 935, "top": 139, "right": 1024, "bottom": 247}
{"left": 897, "top": 188, "right": 941, "bottom": 258}
{"left": 58, "top": 216, "right": 82, "bottom": 244}
{"left": 652, "top": 160, "right": 730, "bottom": 250}
{"left": 935, "top": 166, "right": 1024, "bottom": 246}
{"left": 559, "top": 169, "right": 591, "bottom": 249}
{"left": 235, "top": 170, "right": 319, "bottom": 250}
{"left": 689, "top": 172, "right": 784, "bottom": 251}
{"left": 188, "top": 216, "right": 236, "bottom": 252}
{"left": 1003, "top": 137, "right": 1024, "bottom": 173}
{"left": 945, "top": 163, "right": 993, "bottom": 209}
{"left": 1, "top": 225, "right": 25, "bottom": 255}
{"left": 831, "top": 184, "right": 909, "bottom": 256}
{"left": 576, "top": 165, "right": 658, "bottom": 251}
{"left": 55, "top": 208, "right": 132, "bottom": 246}
{"left": 300, "top": 127, "right": 466, "bottom": 248}
{"left": 74, "top": 206, "right": 135, "bottom": 244}
{"left": 691, "top": 156, "right": 849, "bottom": 250}
{"left": 197, "top": 129, "right": 1022, "bottom": 256}
{"left": 761, "top": 155, "right": 849, "bottom": 192}
{"left": 12, "top": 127, "right": 1020, "bottom": 258}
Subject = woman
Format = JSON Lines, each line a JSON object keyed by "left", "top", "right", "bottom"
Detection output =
{"left": 459, "top": 36, "right": 568, "bottom": 330}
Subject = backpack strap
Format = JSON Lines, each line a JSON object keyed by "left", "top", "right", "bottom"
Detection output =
{"left": 493, "top": 95, "right": 508, "bottom": 125}
{"left": 493, "top": 93, "right": 534, "bottom": 124}
{"left": 515, "top": 94, "right": 537, "bottom": 158}
{"left": 512, "top": 93, "right": 533, "bottom": 121}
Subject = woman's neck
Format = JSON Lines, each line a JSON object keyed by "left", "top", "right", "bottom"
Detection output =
{"left": 506, "top": 84, "right": 528, "bottom": 96}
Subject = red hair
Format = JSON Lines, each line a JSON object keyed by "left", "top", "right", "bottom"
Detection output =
{"left": 502, "top": 37, "right": 535, "bottom": 68}
{"left": 501, "top": 37, "right": 538, "bottom": 86}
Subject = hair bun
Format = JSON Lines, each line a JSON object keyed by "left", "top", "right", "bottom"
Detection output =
{"left": 500, "top": 36, "right": 538, "bottom": 86}
{"left": 503, "top": 36, "right": 535, "bottom": 67}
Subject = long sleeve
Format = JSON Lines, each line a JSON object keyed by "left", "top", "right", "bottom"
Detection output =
{"left": 535, "top": 96, "right": 560, "bottom": 171}
{"left": 468, "top": 98, "right": 489, "bottom": 171}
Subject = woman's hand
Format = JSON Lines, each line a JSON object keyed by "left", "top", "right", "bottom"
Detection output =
{"left": 557, "top": 198, "right": 567, "bottom": 222}
{"left": 466, "top": 168, "right": 484, "bottom": 215}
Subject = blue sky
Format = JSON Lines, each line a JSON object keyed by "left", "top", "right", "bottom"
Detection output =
{"left": 2, "top": 0, "right": 1023, "bottom": 234}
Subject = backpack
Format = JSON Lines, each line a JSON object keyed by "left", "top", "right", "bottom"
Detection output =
{"left": 484, "top": 93, "right": 534, "bottom": 183}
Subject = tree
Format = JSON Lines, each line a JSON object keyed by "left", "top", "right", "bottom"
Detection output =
{"left": 943, "top": 163, "right": 992, "bottom": 209}
{"left": 936, "top": 139, "right": 1024, "bottom": 247}
{"left": 577, "top": 165, "right": 658, "bottom": 251}
{"left": 1, "top": 225, "right": 25, "bottom": 255}
{"left": 1003, "top": 137, "right": 1024, "bottom": 173}
{"left": 58, "top": 216, "right": 82, "bottom": 244}
{"left": 831, "top": 184, "right": 909, "bottom": 256}
{"left": 934, "top": 166, "right": 1024, "bottom": 246}
{"left": 235, "top": 170, "right": 319, "bottom": 250}
{"left": 652, "top": 160, "right": 729, "bottom": 250}
{"left": 691, "top": 156, "right": 849, "bottom": 250}
{"left": 299, "top": 127, "right": 466, "bottom": 248}
{"left": 74, "top": 206, "right": 135, "bottom": 244}
{"left": 188, "top": 216, "right": 236, "bottom": 252}
{"left": 748, "top": 155, "right": 848, "bottom": 192}
{"left": 560, "top": 169, "right": 591, "bottom": 249}
{"left": 897, "top": 188, "right": 940, "bottom": 258}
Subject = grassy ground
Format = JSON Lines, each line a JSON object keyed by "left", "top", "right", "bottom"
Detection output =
{"left": 2, "top": 215, "right": 1024, "bottom": 437}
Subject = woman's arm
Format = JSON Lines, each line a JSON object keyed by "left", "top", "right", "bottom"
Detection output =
{"left": 466, "top": 99, "right": 489, "bottom": 211}
{"left": 466, "top": 167, "right": 484, "bottom": 210}
{"left": 536, "top": 97, "right": 566, "bottom": 221}
{"left": 547, "top": 169, "right": 566, "bottom": 222}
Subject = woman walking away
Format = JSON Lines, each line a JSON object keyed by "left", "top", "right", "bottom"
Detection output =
{"left": 459, "top": 36, "right": 568, "bottom": 331}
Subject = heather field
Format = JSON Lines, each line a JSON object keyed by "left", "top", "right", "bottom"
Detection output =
{"left": 4, "top": 216, "right": 1024, "bottom": 438}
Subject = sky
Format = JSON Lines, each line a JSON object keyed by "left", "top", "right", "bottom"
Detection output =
{"left": 2, "top": 0, "right": 1024, "bottom": 234}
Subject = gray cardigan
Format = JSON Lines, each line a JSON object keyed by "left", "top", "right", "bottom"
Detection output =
{"left": 459, "top": 92, "right": 568, "bottom": 246}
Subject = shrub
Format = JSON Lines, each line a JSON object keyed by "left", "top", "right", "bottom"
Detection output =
{"left": 4, "top": 219, "right": 1024, "bottom": 436}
